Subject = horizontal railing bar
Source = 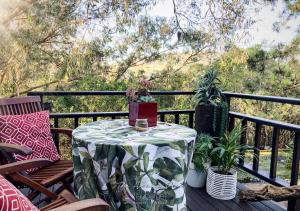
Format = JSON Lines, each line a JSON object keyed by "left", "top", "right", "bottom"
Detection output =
{"left": 49, "top": 109, "right": 195, "bottom": 118}
{"left": 223, "top": 92, "right": 300, "bottom": 105}
{"left": 28, "top": 91, "right": 195, "bottom": 96}
{"left": 28, "top": 91, "right": 300, "bottom": 105}
{"left": 230, "top": 112, "right": 300, "bottom": 132}
{"left": 238, "top": 163, "right": 289, "bottom": 187}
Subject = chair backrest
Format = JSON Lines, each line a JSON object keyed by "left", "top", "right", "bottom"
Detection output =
{"left": 0, "top": 96, "right": 42, "bottom": 115}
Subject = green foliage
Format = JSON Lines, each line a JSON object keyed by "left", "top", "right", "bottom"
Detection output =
{"left": 195, "top": 68, "right": 225, "bottom": 106}
{"left": 192, "top": 134, "right": 213, "bottom": 171}
{"left": 211, "top": 126, "right": 250, "bottom": 175}
{"left": 247, "top": 46, "right": 266, "bottom": 72}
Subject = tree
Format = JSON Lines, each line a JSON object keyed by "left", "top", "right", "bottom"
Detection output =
{"left": 0, "top": 0, "right": 257, "bottom": 96}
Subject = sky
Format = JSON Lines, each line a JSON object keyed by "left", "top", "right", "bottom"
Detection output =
{"left": 149, "top": 0, "right": 300, "bottom": 48}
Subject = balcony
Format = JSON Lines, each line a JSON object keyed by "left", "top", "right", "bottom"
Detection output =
{"left": 1, "top": 91, "right": 300, "bottom": 211}
{"left": 11, "top": 91, "right": 300, "bottom": 210}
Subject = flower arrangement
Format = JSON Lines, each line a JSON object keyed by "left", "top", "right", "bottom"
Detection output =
{"left": 126, "top": 79, "right": 155, "bottom": 103}
{"left": 127, "top": 79, "right": 157, "bottom": 127}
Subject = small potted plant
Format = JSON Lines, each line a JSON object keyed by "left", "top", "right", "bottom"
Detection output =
{"left": 126, "top": 79, "right": 157, "bottom": 127}
{"left": 206, "top": 126, "right": 249, "bottom": 200}
{"left": 194, "top": 68, "right": 228, "bottom": 137}
{"left": 187, "top": 134, "right": 213, "bottom": 188}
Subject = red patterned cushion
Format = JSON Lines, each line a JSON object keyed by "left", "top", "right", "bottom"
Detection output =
{"left": 0, "top": 111, "right": 60, "bottom": 170}
{"left": 0, "top": 175, "right": 38, "bottom": 211}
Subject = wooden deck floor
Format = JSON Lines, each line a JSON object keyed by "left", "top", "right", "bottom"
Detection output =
{"left": 21, "top": 182, "right": 286, "bottom": 210}
{"left": 186, "top": 183, "right": 286, "bottom": 211}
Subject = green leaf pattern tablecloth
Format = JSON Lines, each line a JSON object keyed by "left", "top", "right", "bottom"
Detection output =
{"left": 72, "top": 119, "right": 197, "bottom": 211}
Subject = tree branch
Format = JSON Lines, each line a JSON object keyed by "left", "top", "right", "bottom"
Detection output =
{"left": 172, "top": 0, "right": 185, "bottom": 33}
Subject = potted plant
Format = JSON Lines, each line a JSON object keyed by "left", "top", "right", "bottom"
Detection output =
{"left": 206, "top": 126, "right": 249, "bottom": 200}
{"left": 194, "top": 68, "right": 228, "bottom": 137}
{"left": 187, "top": 134, "right": 213, "bottom": 188}
{"left": 126, "top": 79, "right": 157, "bottom": 127}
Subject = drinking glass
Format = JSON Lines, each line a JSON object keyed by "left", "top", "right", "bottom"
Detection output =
{"left": 135, "top": 119, "right": 148, "bottom": 131}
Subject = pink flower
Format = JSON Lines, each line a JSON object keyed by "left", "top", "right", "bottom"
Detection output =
{"left": 139, "top": 79, "right": 151, "bottom": 89}
{"left": 126, "top": 88, "right": 135, "bottom": 97}
{"left": 126, "top": 88, "right": 137, "bottom": 101}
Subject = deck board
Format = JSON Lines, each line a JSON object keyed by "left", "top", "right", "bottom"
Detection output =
{"left": 186, "top": 183, "right": 286, "bottom": 211}
{"left": 20, "top": 182, "right": 286, "bottom": 210}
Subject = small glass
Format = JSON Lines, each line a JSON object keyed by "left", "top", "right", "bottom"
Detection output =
{"left": 135, "top": 119, "right": 148, "bottom": 132}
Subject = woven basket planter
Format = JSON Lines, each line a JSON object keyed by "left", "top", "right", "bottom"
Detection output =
{"left": 206, "top": 166, "right": 237, "bottom": 200}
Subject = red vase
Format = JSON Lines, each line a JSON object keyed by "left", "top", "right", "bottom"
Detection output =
{"left": 128, "top": 102, "right": 157, "bottom": 127}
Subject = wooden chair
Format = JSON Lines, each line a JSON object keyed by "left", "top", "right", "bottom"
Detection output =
{"left": 0, "top": 96, "right": 74, "bottom": 202}
{"left": 0, "top": 159, "right": 109, "bottom": 211}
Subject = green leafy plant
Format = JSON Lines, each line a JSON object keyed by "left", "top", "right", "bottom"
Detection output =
{"left": 193, "top": 134, "right": 214, "bottom": 171}
{"left": 194, "top": 68, "right": 229, "bottom": 138}
{"left": 211, "top": 126, "right": 250, "bottom": 175}
{"left": 194, "top": 68, "right": 226, "bottom": 106}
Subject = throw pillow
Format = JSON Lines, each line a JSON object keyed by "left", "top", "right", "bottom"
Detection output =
{"left": 0, "top": 175, "right": 38, "bottom": 211}
{"left": 0, "top": 111, "right": 60, "bottom": 171}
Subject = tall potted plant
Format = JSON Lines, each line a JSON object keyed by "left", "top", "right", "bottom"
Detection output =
{"left": 206, "top": 126, "right": 249, "bottom": 200}
{"left": 187, "top": 134, "right": 213, "bottom": 188}
{"left": 127, "top": 79, "right": 157, "bottom": 127}
{"left": 194, "top": 68, "right": 228, "bottom": 137}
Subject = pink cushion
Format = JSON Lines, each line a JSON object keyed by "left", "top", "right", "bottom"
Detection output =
{"left": 0, "top": 175, "right": 38, "bottom": 211}
{"left": 0, "top": 111, "right": 60, "bottom": 170}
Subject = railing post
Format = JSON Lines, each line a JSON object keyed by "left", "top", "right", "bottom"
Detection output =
{"left": 160, "top": 114, "right": 165, "bottom": 122}
{"left": 288, "top": 132, "right": 300, "bottom": 211}
{"left": 253, "top": 123, "right": 261, "bottom": 172}
{"left": 226, "top": 96, "right": 231, "bottom": 111}
{"left": 40, "top": 95, "right": 44, "bottom": 110}
{"left": 188, "top": 113, "right": 194, "bottom": 128}
{"left": 74, "top": 117, "right": 79, "bottom": 128}
{"left": 175, "top": 114, "right": 179, "bottom": 124}
{"left": 270, "top": 127, "right": 280, "bottom": 179}
{"left": 53, "top": 117, "right": 59, "bottom": 151}
{"left": 239, "top": 119, "right": 247, "bottom": 165}
{"left": 228, "top": 116, "right": 235, "bottom": 132}
{"left": 290, "top": 132, "right": 300, "bottom": 186}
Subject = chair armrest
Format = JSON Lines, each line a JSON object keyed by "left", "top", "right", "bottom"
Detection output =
{"left": 49, "top": 198, "right": 109, "bottom": 211}
{"left": 0, "top": 143, "right": 32, "bottom": 156}
{"left": 0, "top": 158, "right": 52, "bottom": 175}
{"left": 51, "top": 128, "right": 72, "bottom": 139}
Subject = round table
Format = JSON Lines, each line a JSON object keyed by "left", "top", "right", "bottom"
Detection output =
{"left": 72, "top": 119, "right": 197, "bottom": 211}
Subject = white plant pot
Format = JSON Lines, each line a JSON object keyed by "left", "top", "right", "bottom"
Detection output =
{"left": 206, "top": 166, "right": 237, "bottom": 200}
{"left": 186, "top": 163, "right": 208, "bottom": 188}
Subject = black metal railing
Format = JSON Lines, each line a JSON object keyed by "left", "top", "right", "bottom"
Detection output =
{"left": 224, "top": 93, "right": 300, "bottom": 211}
{"left": 28, "top": 90, "right": 300, "bottom": 209}
{"left": 226, "top": 100, "right": 300, "bottom": 187}
{"left": 50, "top": 109, "right": 195, "bottom": 129}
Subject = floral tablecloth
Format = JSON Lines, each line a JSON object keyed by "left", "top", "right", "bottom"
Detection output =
{"left": 72, "top": 119, "right": 197, "bottom": 211}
